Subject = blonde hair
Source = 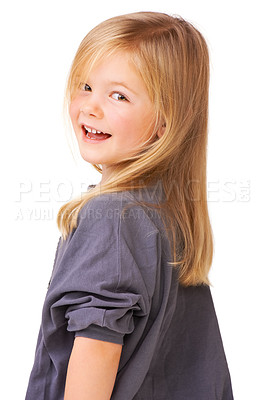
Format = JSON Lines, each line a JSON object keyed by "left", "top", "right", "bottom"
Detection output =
{"left": 57, "top": 11, "right": 213, "bottom": 287}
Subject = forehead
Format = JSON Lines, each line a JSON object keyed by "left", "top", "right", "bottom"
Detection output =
{"left": 84, "top": 51, "right": 142, "bottom": 84}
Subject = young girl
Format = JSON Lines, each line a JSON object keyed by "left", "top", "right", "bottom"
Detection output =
{"left": 25, "top": 11, "right": 234, "bottom": 400}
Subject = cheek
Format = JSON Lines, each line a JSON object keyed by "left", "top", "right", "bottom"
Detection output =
{"left": 134, "top": 109, "right": 156, "bottom": 137}
{"left": 113, "top": 110, "right": 155, "bottom": 144}
{"left": 69, "top": 101, "right": 79, "bottom": 123}
{"left": 109, "top": 112, "right": 134, "bottom": 138}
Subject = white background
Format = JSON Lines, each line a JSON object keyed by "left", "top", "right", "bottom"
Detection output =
{"left": 1, "top": 0, "right": 265, "bottom": 399}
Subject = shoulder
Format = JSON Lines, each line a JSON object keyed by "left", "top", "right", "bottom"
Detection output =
{"left": 53, "top": 187, "right": 166, "bottom": 302}
{"left": 77, "top": 188, "right": 161, "bottom": 236}
{"left": 73, "top": 190, "right": 162, "bottom": 272}
{"left": 78, "top": 191, "right": 134, "bottom": 220}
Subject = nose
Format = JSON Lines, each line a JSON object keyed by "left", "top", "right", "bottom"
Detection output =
{"left": 80, "top": 95, "right": 104, "bottom": 119}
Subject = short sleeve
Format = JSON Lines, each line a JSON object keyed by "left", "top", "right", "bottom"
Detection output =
{"left": 49, "top": 193, "right": 160, "bottom": 345}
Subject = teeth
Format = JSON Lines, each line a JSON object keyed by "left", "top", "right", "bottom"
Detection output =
{"left": 84, "top": 125, "right": 102, "bottom": 134}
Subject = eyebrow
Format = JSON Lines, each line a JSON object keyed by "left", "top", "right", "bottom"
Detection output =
{"left": 109, "top": 81, "right": 138, "bottom": 95}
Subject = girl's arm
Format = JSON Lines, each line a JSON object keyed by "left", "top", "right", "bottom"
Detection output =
{"left": 64, "top": 336, "right": 122, "bottom": 400}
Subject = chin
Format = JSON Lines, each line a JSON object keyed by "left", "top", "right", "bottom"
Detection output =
{"left": 81, "top": 155, "right": 98, "bottom": 164}
{"left": 79, "top": 152, "right": 102, "bottom": 165}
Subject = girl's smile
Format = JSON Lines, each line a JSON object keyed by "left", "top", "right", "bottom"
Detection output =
{"left": 82, "top": 124, "right": 112, "bottom": 142}
{"left": 69, "top": 52, "right": 159, "bottom": 180}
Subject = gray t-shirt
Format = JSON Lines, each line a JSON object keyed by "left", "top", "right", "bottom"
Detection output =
{"left": 25, "top": 182, "right": 233, "bottom": 399}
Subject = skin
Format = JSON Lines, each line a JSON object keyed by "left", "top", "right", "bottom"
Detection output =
{"left": 69, "top": 51, "right": 165, "bottom": 184}
{"left": 64, "top": 337, "right": 122, "bottom": 400}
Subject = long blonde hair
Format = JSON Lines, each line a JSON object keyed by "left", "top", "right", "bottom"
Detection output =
{"left": 57, "top": 11, "right": 213, "bottom": 287}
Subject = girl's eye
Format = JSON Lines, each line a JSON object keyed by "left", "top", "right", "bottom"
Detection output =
{"left": 79, "top": 83, "right": 91, "bottom": 91}
{"left": 111, "top": 92, "right": 128, "bottom": 101}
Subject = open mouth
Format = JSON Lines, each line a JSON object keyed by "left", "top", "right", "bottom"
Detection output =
{"left": 82, "top": 125, "right": 112, "bottom": 140}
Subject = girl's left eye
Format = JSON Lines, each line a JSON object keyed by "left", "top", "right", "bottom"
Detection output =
{"left": 79, "top": 83, "right": 91, "bottom": 91}
{"left": 111, "top": 92, "right": 128, "bottom": 101}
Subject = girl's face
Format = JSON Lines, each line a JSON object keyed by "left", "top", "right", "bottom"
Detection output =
{"left": 69, "top": 52, "right": 161, "bottom": 182}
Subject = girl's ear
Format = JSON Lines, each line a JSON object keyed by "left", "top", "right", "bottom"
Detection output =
{"left": 157, "top": 122, "right": 166, "bottom": 138}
